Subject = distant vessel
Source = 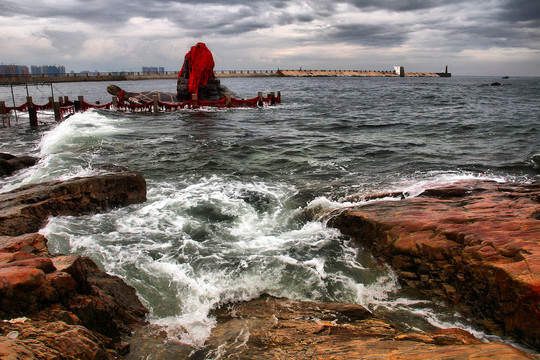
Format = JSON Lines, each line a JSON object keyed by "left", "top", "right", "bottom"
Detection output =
{"left": 502, "top": 76, "right": 509, "bottom": 79}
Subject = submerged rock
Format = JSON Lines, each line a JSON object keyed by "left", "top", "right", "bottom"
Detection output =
{"left": 327, "top": 180, "right": 540, "bottom": 349}
{"left": 0, "top": 153, "right": 37, "bottom": 177}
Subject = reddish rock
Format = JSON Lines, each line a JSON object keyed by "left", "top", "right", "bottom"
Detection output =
{"left": 0, "top": 320, "right": 121, "bottom": 359}
{"left": 0, "top": 257, "right": 56, "bottom": 273}
{"left": 0, "top": 233, "right": 49, "bottom": 256}
{"left": 0, "top": 266, "right": 46, "bottom": 296}
{"left": 193, "top": 295, "right": 532, "bottom": 360}
{"left": 0, "top": 248, "right": 148, "bottom": 357}
{"left": 0, "top": 170, "right": 149, "bottom": 358}
{"left": 328, "top": 180, "right": 540, "bottom": 348}
{"left": 0, "top": 170, "right": 147, "bottom": 236}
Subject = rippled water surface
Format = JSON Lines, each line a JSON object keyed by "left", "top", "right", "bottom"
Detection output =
{"left": 1, "top": 76, "right": 539, "bottom": 348}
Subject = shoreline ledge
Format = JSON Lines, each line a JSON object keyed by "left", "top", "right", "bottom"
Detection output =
{"left": 1, "top": 160, "right": 537, "bottom": 358}
{"left": 0, "top": 167, "right": 149, "bottom": 358}
{"left": 327, "top": 180, "right": 540, "bottom": 350}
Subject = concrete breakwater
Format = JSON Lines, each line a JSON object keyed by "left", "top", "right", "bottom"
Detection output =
{"left": 0, "top": 68, "right": 450, "bottom": 84}
{"left": 277, "top": 69, "right": 445, "bottom": 77}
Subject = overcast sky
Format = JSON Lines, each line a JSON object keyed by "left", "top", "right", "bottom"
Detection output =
{"left": 1, "top": 0, "right": 539, "bottom": 76}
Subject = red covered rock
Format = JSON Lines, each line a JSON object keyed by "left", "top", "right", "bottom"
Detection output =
{"left": 176, "top": 43, "right": 233, "bottom": 101}
{"left": 328, "top": 180, "right": 540, "bottom": 348}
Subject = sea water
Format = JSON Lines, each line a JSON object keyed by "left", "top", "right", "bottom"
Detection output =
{"left": 1, "top": 76, "right": 539, "bottom": 349}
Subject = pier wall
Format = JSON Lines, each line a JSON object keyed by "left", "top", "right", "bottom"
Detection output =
{"left": 0, "top": 69, "right": 449, "bottom": 84}
{"left": 277, "top": 70, "right": 445, "bottom": 77}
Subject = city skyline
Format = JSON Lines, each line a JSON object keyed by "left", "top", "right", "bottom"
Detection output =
{"left": 1, "top": 0, "right": 539, "bottom": 76}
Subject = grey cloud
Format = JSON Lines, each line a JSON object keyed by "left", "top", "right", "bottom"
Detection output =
{"left": 41, "top": 29, "right": 89, "bottom": 52}
{"left": 327, "top": 23, "right": 408, "bottom": 47}
{"left": 340, "top": 0, "right": 467, "bottom": 12}
{"left": 500, "top": 0, "right": 540, "bottom": 23}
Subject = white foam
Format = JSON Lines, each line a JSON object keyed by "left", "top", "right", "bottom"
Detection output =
{"left": 1, "top": 111, "right": 132, "bottom": 193}
{"left": 40, "top": 170, "right": 505, "bottom": 348}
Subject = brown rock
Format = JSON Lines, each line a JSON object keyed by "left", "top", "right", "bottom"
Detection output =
{"left": 0, "top": 266, "right": 46, "bottom": 296}
{"left": 0, "top": 233, "right": 49, "bottom": 256}
{"left": 0, "top": 320, "right": 119, "bottom": 359}
{"left": 0, "top": 257, "right": 56, "bottom": 273}
{"left": 0, "top": 170, "right": 149, "bottom": 358}
{"left": 327, "top": 180, "right": 540, "bottom": 348}
{"left": 190, "top": 295, "right": 532, "bottom": 360}
{"left": 0, "top": 153, "right": 37, "bottom": 177}
{"left": 0, "top": 170, "right": 147, "bottom": 236}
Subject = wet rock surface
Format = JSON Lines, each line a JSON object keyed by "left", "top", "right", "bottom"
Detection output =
{"left": 0, "top": 170, "right": 148, "bottom": 359}
{"left": 0, "top": 233, "right": 148, "bottom": 359}
{"left": 0, "top": 153, "right": 37, "bottom": 177}
{"left": 327, "top": 180, "right": 540, "bottom": 349}
{"left": 175, "top": 295, "right": 531, "bottom": 359}
{"left": 0, "top": 170, "right": 147, "bottom": 236}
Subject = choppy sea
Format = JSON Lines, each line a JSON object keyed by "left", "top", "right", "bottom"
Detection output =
{"left": 1, "top": 76, "right": 539, "bottom": 350}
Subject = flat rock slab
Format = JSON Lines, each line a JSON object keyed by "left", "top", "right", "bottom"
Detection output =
{"left": 328, "top": 180, "right": 540, "bottom": 348}
{"left": 197, "top": 295, "right": 532, "bottom": 359}
{"left": 0, "top": 170, "right": 146, "bottom": 236}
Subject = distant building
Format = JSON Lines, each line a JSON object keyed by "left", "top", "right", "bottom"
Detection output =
{"left": 0, "top": 64, "right": 29, "bottom": 76}
{"left": 31, "top": 65, "right": 66, "bottom": 76}
{"left": 142, "top": 66, "right": 165, "bottom": 75}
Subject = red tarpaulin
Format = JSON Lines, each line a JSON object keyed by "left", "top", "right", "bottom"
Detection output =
{"left": 178, "top": 42, "right": 215, "bottom": 96}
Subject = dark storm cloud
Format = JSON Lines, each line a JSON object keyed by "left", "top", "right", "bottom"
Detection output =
{"left": 0, "top": 0, "right": 331, "bottom": 30}
{"left": 339, "top": 0, "right": 467, "bottom": 12}
{"left": 500, "top": 0, "right": 540, "bottom": 23}
{"left": 328, "top": 24, "right": 408, "bottom": 47}
{"left": 2, "top": 0, "right": 539, "bottom": 69}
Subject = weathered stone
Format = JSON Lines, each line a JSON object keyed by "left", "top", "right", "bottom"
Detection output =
{"left": 0, "top": 233, "right": 49, "bottom": 255}
{"left": 0, "top": 170, "right": 149, "bottom": 358}
{"left": 0, "top": 170, "right": 146, "bottom": 236}
{"left": 0, "top": 266, "right": 46, "bottom": 296}
{"left": 0, "top": 320, "right": 119, "bottom": 359}
{"left": 0, "top": 153, "right": 37, "bottom": 177}
{"left": 0, "top": 257, "right": 56, "bottom": 273}
{"left": 192, "top": 295, "right": 532, "bottom": 360}
{"left": 327, "top": 180, "right": 540, "bottom": 349}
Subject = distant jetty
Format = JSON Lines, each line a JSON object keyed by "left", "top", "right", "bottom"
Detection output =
{"left": 277, "top": 65, "right": 451, "bottom": 77}
{"left": 276, "top": 70, "right": 448, "bottom": 77}
{"left": 0, "top": 67, "right": 450, "bottom": 84}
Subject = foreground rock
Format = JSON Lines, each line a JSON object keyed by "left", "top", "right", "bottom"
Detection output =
{"left": 327, "top": 180, "right": 540, "bottom": 349}
{"left": 189, "top": 295, "right": 531, "bottom": 359}
{"left": 0, "top": 170, "right": 147, "bottom": 236}
{"left": 0, "top": 153, "right": 37, "bottom": 177}
{"left": 0, "top": 233, "right": 148, "bottom": 359}
{"left": 0, "top": 170, "right": 149, "bottom": 358}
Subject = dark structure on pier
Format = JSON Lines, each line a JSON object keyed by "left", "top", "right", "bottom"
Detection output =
{"left": 436, "top": 65, "right": 452, "bottom": 77}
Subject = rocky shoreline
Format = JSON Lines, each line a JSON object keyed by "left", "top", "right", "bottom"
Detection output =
{"left": 1, "top": 155, "right": 538, "bottom": 358}
{"left": 0, "top": 164, "right": 149, "bottom": 358}
{"left": 327, "top": 180, "right": 540, "bottom": 350}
